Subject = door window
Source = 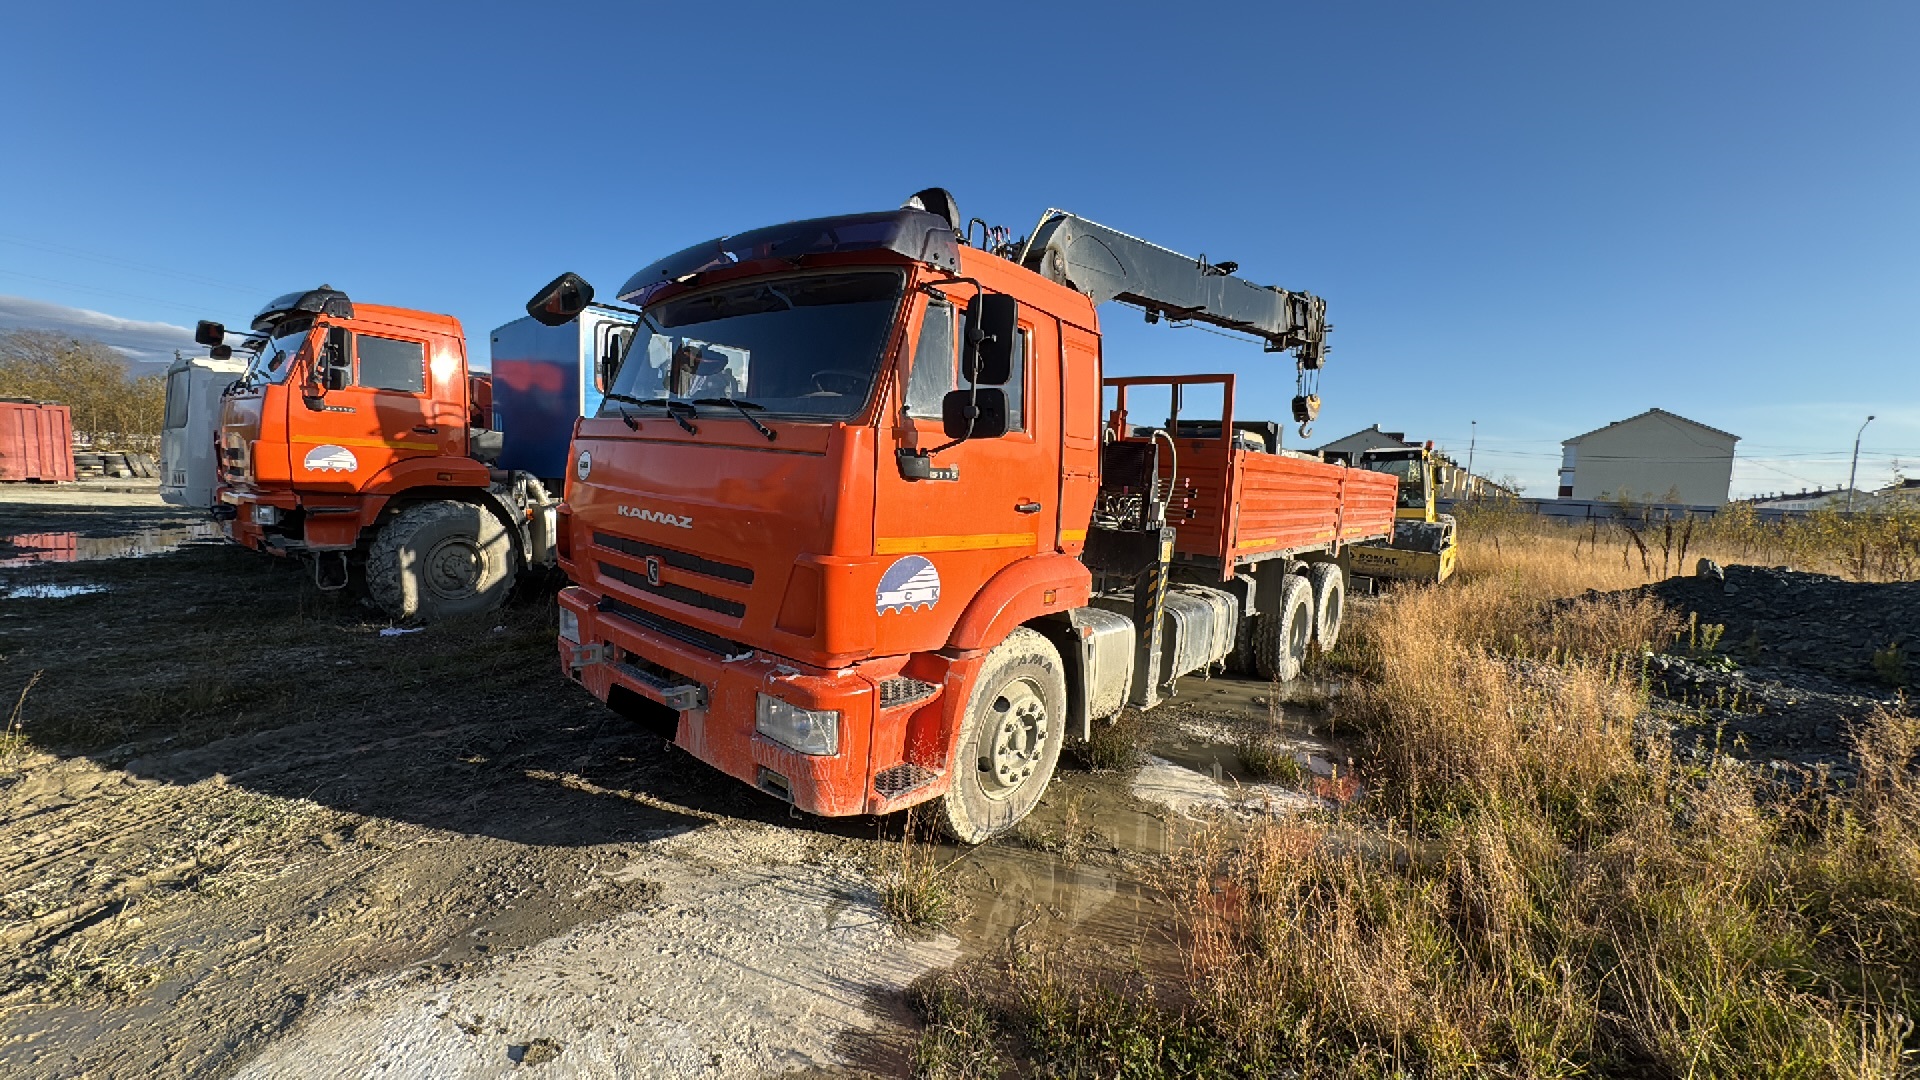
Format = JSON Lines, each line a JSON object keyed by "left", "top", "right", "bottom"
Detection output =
{"left": 357, "top": 336, "right": 427, "bottom": 393}
{"left": 904, "top": 299, "right": 955, "bottom": 420}
{"left": 164, "top": 370, "right": 190, "bottom": 428}
{"left": 902, "top": 298, "right": 1026, "bottom": 432}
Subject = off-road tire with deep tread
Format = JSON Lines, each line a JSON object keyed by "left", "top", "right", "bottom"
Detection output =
{"left": 1253, "top": 573, "right": 1315, "bottom": 683}
{"left": 366, "top": 500, "right": 517, "bottom": 622}
{"left": 1228, "top": 613, "right": 1258, "bottom": 676}
{"left": 1308, "top": 562, "right": 1346, "bottom": 649}
{"left": 938, "top": 627, "right": 1068, "bottom": 844}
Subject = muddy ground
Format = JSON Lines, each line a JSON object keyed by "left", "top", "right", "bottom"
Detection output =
{"left": 0, "top": 485, "right": 1331, "bottom": 1079}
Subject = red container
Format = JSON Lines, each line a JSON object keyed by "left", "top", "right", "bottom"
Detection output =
{"left": 0, "top": 401, "right": 76, "bottom": 482}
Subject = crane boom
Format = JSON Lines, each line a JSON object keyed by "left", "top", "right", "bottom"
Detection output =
{"left": 1017, "top": 210, "right": 1328, "bottom": 370}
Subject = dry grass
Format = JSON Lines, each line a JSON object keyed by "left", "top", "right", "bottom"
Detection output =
{"left": 1459, "top": 496, "right": 1920, "bottom": 585}
{"left": 881, "top": 812, "right": 958, "bottom": 932}
{"left": 916, "top": 514, "right": 1920, "bottom": 1078}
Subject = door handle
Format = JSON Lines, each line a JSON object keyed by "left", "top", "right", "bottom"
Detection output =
{"left": 1015, "top": 502, "right": 1042, "bottom": 514}
{"left": 412, "top": 425, "right": 439, "bottom": 435}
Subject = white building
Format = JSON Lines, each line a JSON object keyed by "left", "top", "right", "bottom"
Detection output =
{"left": 1558, "top": 409, "right": 1739, "bottom": 506}
{"left": 1748, "top": 488, "right": 1874, "bottom": 511}
{"left": 1315, "top": 424, "right": 1414, "bottom": 458}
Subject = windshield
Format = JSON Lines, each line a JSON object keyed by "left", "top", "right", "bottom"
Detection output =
{"left": 243, "top": 317, "right": 313, "bottom": 386}
{"left": 1365, "top": 457, "right": 1426, "bottom": 507}
{"left": 600, "top": 271, "right": 903, "bottom": 421}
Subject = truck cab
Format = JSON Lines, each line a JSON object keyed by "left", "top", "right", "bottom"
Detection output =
{"left": 213, "top": 289, "right": 484, "bottom": 556}
{"left": 200, "top": 287, "right": 634, "bottom": 619}
{"left": 159, "top": 351, "right": 247, "bottom": 509}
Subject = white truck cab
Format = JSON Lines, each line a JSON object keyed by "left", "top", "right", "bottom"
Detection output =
{"left": 159, "top": 353, "right": 247, "bottom": 509}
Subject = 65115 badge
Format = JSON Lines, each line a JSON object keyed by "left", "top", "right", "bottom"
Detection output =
{"left": 876, "top": 555, "right": 940, "bottom": 614}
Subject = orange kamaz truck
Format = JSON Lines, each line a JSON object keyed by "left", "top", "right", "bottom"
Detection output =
{"left": 530, "top": 190, "right": 1396, "bottom": 841}
{"left": 196, "top": 288, "right": 636, "bottom": 619}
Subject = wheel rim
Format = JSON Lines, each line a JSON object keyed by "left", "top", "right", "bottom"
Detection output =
{"left": 422, "top": 535, "right": 485, "bottom": 600}
{"left": 1325, "top": 589, "right": 1342, "bottom": 634}
{"left": 977, "top": 676, "right": 1049, "bottom": 801}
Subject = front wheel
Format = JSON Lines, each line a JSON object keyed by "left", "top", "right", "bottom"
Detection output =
{"left": 366, "top": 500, "right": 517, "bottom": 621}
{"left": 939, "top": 627, "right": 1067, "bottom": 844}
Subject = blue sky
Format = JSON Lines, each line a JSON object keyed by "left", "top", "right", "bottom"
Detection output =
{"left": 2, "top": 1, "right": 1914, "bottom": 496}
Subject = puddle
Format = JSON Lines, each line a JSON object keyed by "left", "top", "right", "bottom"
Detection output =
{"left": 1132, "top": 754, "right": 1322, "bottom": 819}
{"left": 937, "top": 673, "right": 1357, "bottom": 963}
{"left": 0, "top": 525, "right": 223, "bottom": 568}
{"left": 941, "top": 775, "right": 1174, "bottom": 962}
{"left": 4, "top": 583, "right": 108, "bottom": 599}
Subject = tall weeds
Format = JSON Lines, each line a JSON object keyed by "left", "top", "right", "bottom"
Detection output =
{"left": 917, "top": 517, "right": 1920, "bottom": 1078}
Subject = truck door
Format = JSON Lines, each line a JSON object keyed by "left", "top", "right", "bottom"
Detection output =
{"left": 872, "top": 290, "right": 1061, "bottom": 651}
{"left": 291, "top": 324, "right": 445, "bottom": 489}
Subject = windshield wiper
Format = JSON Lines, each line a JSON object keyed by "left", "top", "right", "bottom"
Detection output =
{"left": 693, "top": 398, "right": 776, "bottom": 441}
{"left": 608, "top": 394, "right": 699, "bottom": 434}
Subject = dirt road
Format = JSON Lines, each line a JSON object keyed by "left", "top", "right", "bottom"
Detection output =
{"left": 0, "top": 486, "right": 1333, "bottom": 1078}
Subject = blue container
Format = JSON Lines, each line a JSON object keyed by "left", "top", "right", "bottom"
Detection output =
{"left": 487, "top": 308, "right": 636, "bottom": 482}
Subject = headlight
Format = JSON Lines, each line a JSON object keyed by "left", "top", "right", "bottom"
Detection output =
{"left": 755, "top": 693, "right": 839, "bottom": 756}
{"left": 254, "top": 505, "right": 280, "bottom": 526}
{"left": 557, "top": 608, "right": 580, "bottom": 643}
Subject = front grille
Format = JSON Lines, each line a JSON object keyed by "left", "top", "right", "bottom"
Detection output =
{"left": 597, "top": 594, "right": 750, "bottom": 660}
{"left": 874, "top": 763, "right": 941, "bottom": 799}
{"left": 878, "top": 676, "right": 939, "bottom": 708}
{"left": 599, "top": 561, "right": 746, "bottom": 619}
{"left": 592, "top": 532, "right": 754, "bottom": 585}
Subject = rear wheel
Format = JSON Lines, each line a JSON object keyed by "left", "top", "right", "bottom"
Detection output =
{"left": 1253, "top": 574, "right": 1314, "bottom": 683}
{"left": 939, "top": 628, "right": 1067, "bottom": 844}
{"left": 1307, "top": 562, "right": 1346, "bottom": 649}
{"left": 366, "top": 501, "right": 517, "bottom": 621}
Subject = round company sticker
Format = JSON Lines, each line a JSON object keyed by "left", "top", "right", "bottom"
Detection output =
{"left": 876, "top": 555, "right": 940, "bottom": 614}
{"left": 303, "top": 444, "right": 359, "bottom": 473}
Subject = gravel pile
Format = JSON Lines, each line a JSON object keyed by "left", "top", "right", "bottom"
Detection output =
{"left": 1627, "top": 563, "right": 1913, "bottom": 776}
{"left": 1646, "top": 563, "right": 1919, "bottom": 688}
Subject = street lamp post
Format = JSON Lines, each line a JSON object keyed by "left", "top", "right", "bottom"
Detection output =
{"left": 1466, "top": 420, "right": 1477, "bottom": 498}
{"left": 1846, "top": 414, "right": 1875, "bottom": 512}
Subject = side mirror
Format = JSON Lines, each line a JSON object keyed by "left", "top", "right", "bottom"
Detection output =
{"left": 527, "top": 272, "right": 595, "bottom": 327}
{"left": 942, "top": 387, "right": 1009, "bottom": 442}
{"left": 962, "top": 293, "right": 1018, "bottom": 385}
{"left": 306, "top": 326, "right": 352, "bottom": 404}
{"left": 210, "top": 344, "right": 233, "bottom": 360}
{"left": 324, "top": 327, "right": 353, "bottom": 390}
{"left": 195, "top": 320, "right": 226, "bottom": 346}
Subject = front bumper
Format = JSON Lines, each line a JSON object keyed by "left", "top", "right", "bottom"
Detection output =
{"left": 217, "top": 489, "right": 366, "bottom": 554}
{"left": 559, "top": 586, "right": 924, "bottom": 817}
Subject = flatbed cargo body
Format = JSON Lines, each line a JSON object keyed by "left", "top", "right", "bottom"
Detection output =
{"left": 1103, "top": 375, "right": 1397, "bottom": 577}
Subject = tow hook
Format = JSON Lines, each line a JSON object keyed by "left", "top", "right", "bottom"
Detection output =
{"left": 568, "top": 643, "right": 609, "bottom": 671}
{"left": 313, "top": 551, "right": 350, "bottom": 591}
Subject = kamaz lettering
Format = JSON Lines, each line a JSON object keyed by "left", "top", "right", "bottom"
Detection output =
{"left": 617, "top": 505, "right": 693, "bottom": 529}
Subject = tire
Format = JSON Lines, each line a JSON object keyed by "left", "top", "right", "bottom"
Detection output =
{"left": 1228, "top": 612, "right": 1258, "bottom": 676}
{"left": 1308, "top": 562, "right": 1346, "bottom": 649}
{"left": 939, "top": 627, "right": 1068, "bottom": 844}
{"left": 1253, "top": 574, "right": 1314, "bottom": 683}
{"left": 366, "top": 500, "right": 517, "bottom": 621}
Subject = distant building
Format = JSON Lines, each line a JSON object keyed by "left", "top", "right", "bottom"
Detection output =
{"left": 1746, "top": 487, "right": 1874, "bottom": 511}
{"left": 1315, "top": 424, "right": 1413, "bottom": 458}
{"left": 1877, "top": 478, "right": 1920, "bottom": 503}
{"left": 1558, "top": 408, "right": 1739, "bottom": 506}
